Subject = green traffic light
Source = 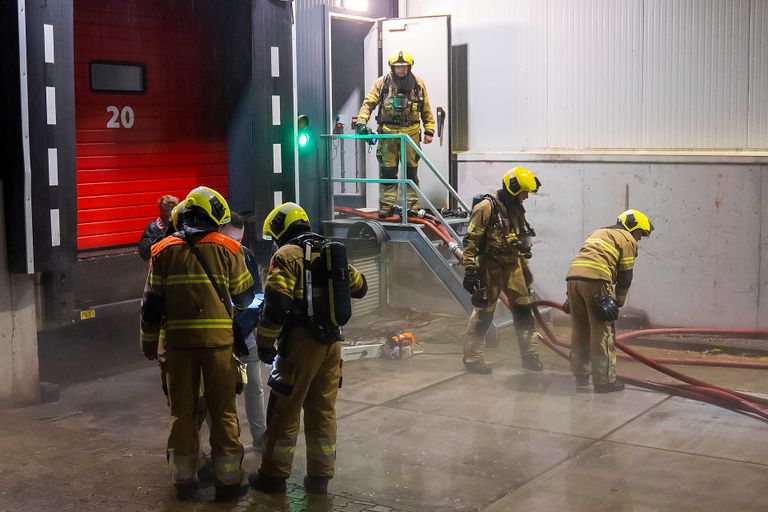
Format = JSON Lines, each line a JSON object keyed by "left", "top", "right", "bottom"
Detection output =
{"left": 298, "top": 132, "right": 309, "bottom": 147}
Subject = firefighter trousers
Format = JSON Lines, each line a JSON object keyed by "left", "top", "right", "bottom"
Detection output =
{"left": 164, "top": 346, "right": 244, "bottom": 486}
{"left": 566, "top": 279, "right": 617, "bottom": 385}
{"left": 259, "top": 327, "right": 342, "bottom": 480}
{"left": 464, "top": 258, "right": 538, "bottom": 363}
{"left": 377, "top": 128, "right": 421, "bottom": 213}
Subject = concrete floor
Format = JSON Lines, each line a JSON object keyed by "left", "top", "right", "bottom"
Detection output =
{"left": 2, "top": 313, "right": 768, "bottom": 511}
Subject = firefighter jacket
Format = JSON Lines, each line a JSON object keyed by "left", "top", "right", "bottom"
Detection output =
{"left": 462, "top": 191, "right": 532, "bottom": 268}
{"left": 566, "top": 228, "right": 638, "bottom": 305}
{"left": 357, "top": 73, "right": 435, "bottom": 136}
{"left": 138, "top": 218, "right": 168, "bottom": 261}
{"left": 140, "top": 232, "right": 255, "bottom": 354}
{"left": 256, "top": 242, "right": 367, "bottom": 347}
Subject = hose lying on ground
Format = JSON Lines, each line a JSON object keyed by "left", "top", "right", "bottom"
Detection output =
{"left": 335, "top": 206, "right": 768, "bottom": 422}
{"left": 526, "top": 299, "right": 768, "bottom": 423}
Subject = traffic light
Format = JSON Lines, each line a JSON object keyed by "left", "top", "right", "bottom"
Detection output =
{"left": 297, "top": 114, "right": 310, "bottom": 149}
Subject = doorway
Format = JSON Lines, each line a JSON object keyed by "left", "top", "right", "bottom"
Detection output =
{"left": 327, "top": 13, "right": 452, "bottom": 211}
{"left": 328, "top": 13, "right": 378, "bottom": 208}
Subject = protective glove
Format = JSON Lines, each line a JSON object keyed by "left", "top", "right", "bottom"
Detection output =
{"left": 596, "top": 295, "right": 620, "bottom": 322}
{"left": 141, "top": 340, "right": 158, "bottom": 361}
{"left": 562, "top": 298, "right": 571, "bottom": 315}
{"left": 257, "top": 345, "right": 278, "bottom": 365}
{"left": 522, "top": 265, "right": 534, "bottom": 287}
{"left": 355, "top": 123, "right": 369, "bottom": 135}
{"left": 463, "top": 267, "right": 480, "bottom": 294}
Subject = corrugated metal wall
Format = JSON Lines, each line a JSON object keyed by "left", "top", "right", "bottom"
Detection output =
{"left": 407, "top": 0, "right": 768, "bottom": 151}
{"left": 295, "top": 0, "right": 396, "bottom": 224}
{"left": 296, "top": 0, "right": 331, "bottom": 226}
{"left": 643, "top": 0, "right": 750, "bottom": 149}
{"left": 548, "top": 0, "right": 643, "bottom": 149}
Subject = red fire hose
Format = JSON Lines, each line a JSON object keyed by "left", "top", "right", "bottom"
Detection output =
{"left": 527, "top": 299, "right": 768, "bottom": 422}
{"left": 335, "top": 206, "right": 768, "bottom": 421}
{"left": 535, "top": 313, "right": 768, "bottom": 370}
{"left": 335, "top": 206, "right": 462, "bottom": 260}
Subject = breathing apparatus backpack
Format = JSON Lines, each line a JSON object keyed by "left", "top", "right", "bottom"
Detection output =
{"left": 290, "top": 233, "right": 353, "bottom": 344}
{"left": 466, "top": 193, "right": 536, "bottom": 258}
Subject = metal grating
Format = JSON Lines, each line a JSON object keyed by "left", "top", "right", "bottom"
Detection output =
{"left": 75, "top": 247, "right": 147, "bottom": 306}
{"left": 350, "top": 254, "right": 380, "bottom": 316}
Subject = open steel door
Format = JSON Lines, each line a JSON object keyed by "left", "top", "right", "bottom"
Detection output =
{"left": 380, "top": 15, "right": 450, "bottom": 209}
{"left": 363, "top": 21, "right": 381, "bottom": 209}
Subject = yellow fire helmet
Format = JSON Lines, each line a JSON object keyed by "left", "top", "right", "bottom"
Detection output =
{"left": 617, "top": 209, "right": 654, "bottom": 236}
{"left": 183, "top": 186, "right": 231, "bottom": 226}
{"left": 170, "top": 203, "right": 184, "bottom": 231}
{"left": 263, "top": 202, "right": 310, "bottom": 241}
{"left": 502, "top": 167, "right": 541, "bottom": 196}
{"left": 388, "top": 49, "right": 414, "bottom": 67}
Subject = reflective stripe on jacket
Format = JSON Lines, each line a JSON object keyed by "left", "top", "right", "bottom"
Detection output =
{"left": 141, "top": 232, "right": 254, "bottom": 349}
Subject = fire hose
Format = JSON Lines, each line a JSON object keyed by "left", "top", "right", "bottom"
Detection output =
{"left": 335, "top": 206, "right": 768, "bottom": 422}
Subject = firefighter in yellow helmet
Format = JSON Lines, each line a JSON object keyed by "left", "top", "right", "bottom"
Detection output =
{"left": 250, "top": 202, "right": 367, "bottom": 496}
{"left": 565, "top": 209, "right": 654, "bottom": 392}
{"left": 356, "top": 49, "right": 436, "bottom": 215}
{"left": 462, "top": 167, "right": 543, "bottom": 374}
{"left": 140, "top": 186, "right": 255, "bottom": 501}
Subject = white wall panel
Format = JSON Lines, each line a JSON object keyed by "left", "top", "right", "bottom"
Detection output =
{"left": 408, "top": 0, "right": 549, "bottom": 150}
{"left": 642, "top": 0, "right": 750, "bottom": 148}
{"left": 407, "top": 0, "right": 766, "bottom": 151}
{"left": 462, "top": 0, "right": 548, "bottom": 150}
{"left": 749, "top": 0, "right": 768, "bottom": 149}
{"left": 547, "top": 0, "right": 643, "bottom": 149}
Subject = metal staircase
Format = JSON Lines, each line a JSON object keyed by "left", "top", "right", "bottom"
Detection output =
{"left": 322, "top": 133, "right": 519, "bottom": 343}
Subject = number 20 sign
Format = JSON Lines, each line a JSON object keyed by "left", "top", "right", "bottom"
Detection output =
{"left": 106, "top": 106, "right": 135, "bottom": 128}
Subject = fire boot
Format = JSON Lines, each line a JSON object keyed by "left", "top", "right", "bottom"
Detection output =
{"left": 521, "top": 353, "right": 544, "bottom": 372}
{"left": 196, "top": 455, "right": 215, "bottom": 485}
{"left": 304, "top": 475, "right": 330, "bottom": 495}
{"left": 594, "top": 381, "right": 625, "bottom": 393}
{"left": 576, "top": 375, "right": 590, "bottom": 387}
{"left": 215, "top": 484, "right": 248, "bottom": 502}
{"left": 464, "top": 359, "right": 492, "bottom": 374}
{"left": 249, "top": 472, "right": 287, "bottom": 494}
{"left": 174, "top": 482, "right": 198, "bottom": 501}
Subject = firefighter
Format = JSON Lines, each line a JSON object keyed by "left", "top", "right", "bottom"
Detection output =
{"left": 140, "top": 186, "right": 255, "bottom": 502}
{"left": 462, "top": 167, "right": 543, "bottom": 374}
{"left": 250, "top": 202, "right": 367, "bottom": 496}
{"left": 565, "top": 209, "right": 654, "bottom": 392}
{"left": 356, "top": 49, "right": 436, "bottom": 215}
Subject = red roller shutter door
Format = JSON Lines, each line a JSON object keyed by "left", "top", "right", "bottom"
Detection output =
{"left": 74, "top": 0, "right": 228, "bottom": 250}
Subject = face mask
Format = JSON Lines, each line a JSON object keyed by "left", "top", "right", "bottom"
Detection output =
{"left": 392, "top": 93, "right": 410, "bottom": 111}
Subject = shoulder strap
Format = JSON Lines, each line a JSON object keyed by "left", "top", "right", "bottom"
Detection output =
{"left": 483, "top": 194, "right": 499, "bottom": 225}
{"left": 188, "top": 241, "right": 234, "bottom": 319}
{"left": 413, "top": 79, "right": 422, "bottom": 100}
{"left": 379, "top": 74, "right": 391, "bottom": 107}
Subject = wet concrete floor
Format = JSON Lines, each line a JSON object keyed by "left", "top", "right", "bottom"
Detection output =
{"left": 1, "top": 311, "right": 767, "bottom": 511}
